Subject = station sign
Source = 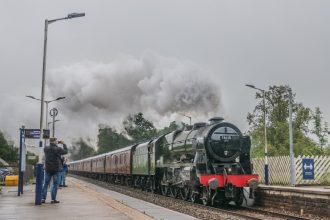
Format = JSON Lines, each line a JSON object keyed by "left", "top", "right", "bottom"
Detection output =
{"left": 302, "top": 158, "right": 314, "bottom": 180}
{"left": 24, "top": 129, "right": 50, "bottom": 139}
{"left": 28, "top": 156, "right": 37, "bottom": 160}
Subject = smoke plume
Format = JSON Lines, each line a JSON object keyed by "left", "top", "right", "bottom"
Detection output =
{"left": 47, "top": 52, "right": 222, "bottom": 141}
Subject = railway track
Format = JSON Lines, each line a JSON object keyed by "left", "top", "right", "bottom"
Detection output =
{"left": 189, "top": 201, "right": 313, "bottom": 220}
{"left": 241, "top": 207, "right": 313, "bottom": 220}
{"left": 70, "top": 174, "right": 316, "bottom": 220}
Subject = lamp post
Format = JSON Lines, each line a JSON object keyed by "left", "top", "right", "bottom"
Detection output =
{"left": 288, "top": 88, "right": 296, "bottom": 186}
{"left": 26, "top": 96, "right": 65, "bottom": 130}
{"left": 48, "top": 120, "right": 60, "bottom": 137}
{"left": 35, "top": 12, "right": 85, "bottom": 206}
{"left": 245, "top": 84, "right": 269, "bottom": 185}
{"left": 178, "top": 113, "right": 192, "bottom": 125}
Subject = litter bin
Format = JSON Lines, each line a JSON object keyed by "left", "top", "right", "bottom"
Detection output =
{"left": 5, "top": 175, "right": 19, "bottom": 186}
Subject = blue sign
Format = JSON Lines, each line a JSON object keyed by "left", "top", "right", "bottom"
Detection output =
{"left": 24, "top": 129, "right": 50, "bottom": 139}
{"left": 302, "top": 158, "right": 314, "bottom": 180}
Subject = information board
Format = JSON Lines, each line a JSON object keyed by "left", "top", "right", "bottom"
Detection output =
{"left": 302, "top": 158, "right": 314, "bottom": 180}
{"left": 24, "top": 129, "right": 50, "bottom": 139}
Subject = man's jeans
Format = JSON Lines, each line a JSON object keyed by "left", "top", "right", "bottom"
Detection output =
{"left": 42, "top": 171, "right": 60, "bottom": 201}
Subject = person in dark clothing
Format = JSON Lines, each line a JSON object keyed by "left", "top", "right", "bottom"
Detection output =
{"left": 42, "top": 137, "right": 68, "bottom": 203}
{"left": 59, "top": 158, "right": 68, "bottom": 187}
{"left": 58, "top": 156, "right": 64, "bottom": 188}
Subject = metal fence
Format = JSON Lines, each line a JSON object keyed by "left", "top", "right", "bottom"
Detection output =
{"left": 252, "top": 155, "right": 330, "bottom": 185}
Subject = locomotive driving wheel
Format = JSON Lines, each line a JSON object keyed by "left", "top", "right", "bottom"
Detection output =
{"left": 170, "top": 186, "right": 179, "bottom": 198}
{"left": 180, "top": 186, "right": 191, "bottom": 201}
{"left": 190, "top": 191, "right": 200, "bottom": 203}
{"left": 201, "top": 187, "right": 211, "bottom": 206}
{"left": 160, "top": 173, "right": 169, "bottom": 196}
{"left": 234, "top": 188, "right": 244, "bottom": 207}
{"left": 160, "top": 185, "right": 169, "bottom": 196}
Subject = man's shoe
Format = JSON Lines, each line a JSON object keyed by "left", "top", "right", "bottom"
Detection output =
{"left": 41, "top": 199, "right": 45, "bottom": 203}
{"left": 51, "top": 200, "right": 60, "bottom": 204}
{"left": 63, "top": 185, "right": 68, "bottom": 187}
{"left": 59, "top": 185, "right": 63, "bottom": 187}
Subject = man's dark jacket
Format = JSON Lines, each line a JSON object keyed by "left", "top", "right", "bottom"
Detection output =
{"left": 44, "top": 143, "right": 68, "bottom": 174}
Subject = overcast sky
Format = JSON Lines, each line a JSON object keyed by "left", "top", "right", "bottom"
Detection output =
{"left": 1, "top": 1, "right": 329, "bottom": 147}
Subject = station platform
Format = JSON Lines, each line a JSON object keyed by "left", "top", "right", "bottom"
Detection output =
{"left": 259, "top": 184, "right": 330, "bottom": 194}
{"left": 0, "top": 177, "right": 197, "bottom": 220}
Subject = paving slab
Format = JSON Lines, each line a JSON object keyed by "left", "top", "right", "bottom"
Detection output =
{"left": 0, "top": 177, "right": 198, "bottom": 220}
{"left": 0, "top": 178, "right": 139, "bottom": 220}
{"left": 71, "top": 177, "right": 198, "bottom": 220}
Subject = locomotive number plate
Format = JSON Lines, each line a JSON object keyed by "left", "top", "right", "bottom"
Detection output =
{"left": 220, "top": 136, "right": 232, "bottom": 140}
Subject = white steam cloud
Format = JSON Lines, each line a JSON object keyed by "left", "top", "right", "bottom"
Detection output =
{"left": 47, "top": 52, "right": 222, "bottom": 142}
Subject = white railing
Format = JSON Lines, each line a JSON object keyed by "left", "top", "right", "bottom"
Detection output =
{"left": 252, "top": 155, "right": 330, "bottom": 185}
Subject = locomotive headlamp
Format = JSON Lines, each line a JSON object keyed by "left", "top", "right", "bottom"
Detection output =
{"left": 248, "top": 178, "right": 258, "bottom": 190}
{"left": 208, "top": 178, "right": 219, "bottom": 190}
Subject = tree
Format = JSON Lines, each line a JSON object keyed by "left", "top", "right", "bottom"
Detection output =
{"left": 312, "top": 107, "right": 329, "bottom": 149}
{"left": 157, "top": 121, "right": 178, "bottom": 135}
{"left": 97, "top": 125, "right": 131, "bottom": 154}
{"left": 123, "top": 113, "right": 157, "bottom": 142}
{"left": 69, "top": 138, "right": 96, "bottom": 160}
{"left": 26, "top": 151, "right": 38, "bottom": 165}
{"left": 247, "top": 85, "right": 325, "bottom": 157}
{"left": 96, "top": 116, "right": 178, "bottom": 155}
{"left": 0, "top": 131, "right": 17, "bottom": 162}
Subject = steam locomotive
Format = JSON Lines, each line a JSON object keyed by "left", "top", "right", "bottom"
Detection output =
{"left": 69, "top": 117, "right": 258, "bottom": 207}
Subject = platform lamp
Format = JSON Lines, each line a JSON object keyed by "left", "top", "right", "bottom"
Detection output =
{"left": 26, "top": 96, "right": 65, "bottom": 133}
{"left": 48, "top": 119, "right": 60, "bottom": 138}
{"left": 288, "top": 87, "right": 296, "bottom": 186}
{"left": 245, "top": 84, "right": 269, "bottom": 185}
{"left": 35, "top": 12, "right": 85, "bottom": 206}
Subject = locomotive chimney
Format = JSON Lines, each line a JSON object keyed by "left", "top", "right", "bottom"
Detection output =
{"left": 209, "top": 117, "right": 224, "bottom": 125}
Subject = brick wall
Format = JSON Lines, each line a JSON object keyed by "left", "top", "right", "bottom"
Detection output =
{"left": 255, "top": 186, "right": 330, "bottom": 217}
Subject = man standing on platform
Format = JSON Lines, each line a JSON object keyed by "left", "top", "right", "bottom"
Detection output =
{"left": 42, "top": 137, "right": 68, "bottom": 203}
